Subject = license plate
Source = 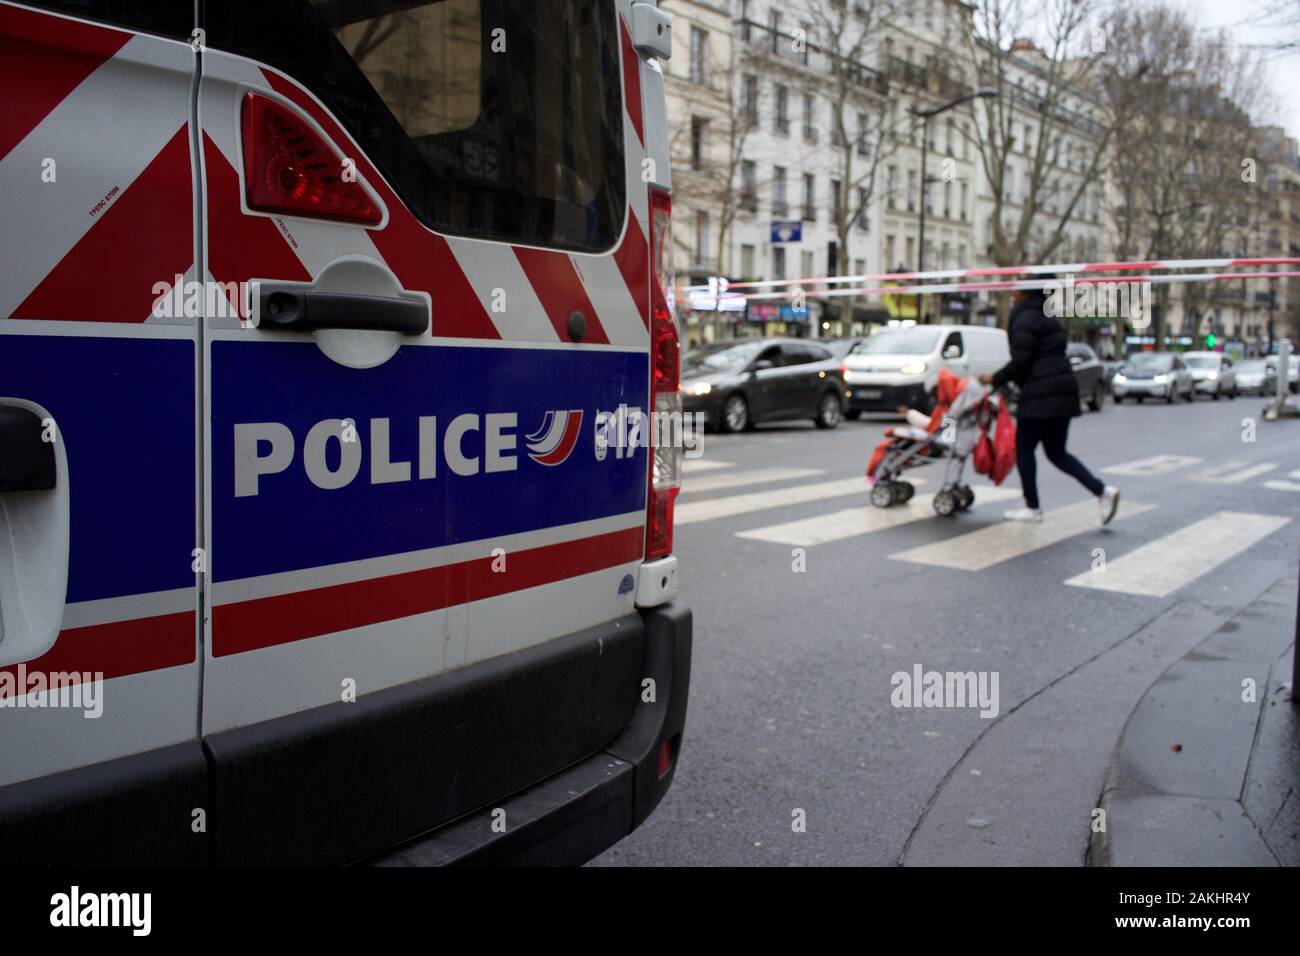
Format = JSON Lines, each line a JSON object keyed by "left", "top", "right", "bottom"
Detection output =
{"left": 860, "top": 389, "right": 882, "bottom": 399}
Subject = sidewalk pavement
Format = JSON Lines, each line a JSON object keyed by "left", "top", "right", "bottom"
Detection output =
{"left": 1089, "top": 577, "right": 1300, "bottom": 866}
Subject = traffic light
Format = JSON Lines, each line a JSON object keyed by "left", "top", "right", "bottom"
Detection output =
{"left": 1205, "top": 333, "right": 1216, "bottom": 349}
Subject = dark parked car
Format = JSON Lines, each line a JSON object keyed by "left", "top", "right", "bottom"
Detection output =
{"left": 681, "top": 338, "right": 847, "bottom": 432}
{"left": 1067, "top": 342, "right": 1106, "bottom": 412}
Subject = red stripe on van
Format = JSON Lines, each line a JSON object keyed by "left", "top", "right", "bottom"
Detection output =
{"left": 0, "top": 610, "right": 196, "bottom": 697}
{"left": 259, "top": 69, "right": 501, "bottom": 340}
{"left": 211, "top": 526, "right": 645, "bottom": 657}
{"left": 614, "top": 213, "right": 650, "bottom": 327}
{"left": 0, "top": 5, "right": 130, "bottom": 161}
{"left": 619, "top": 16, "right": 644, "bottom": 145}
{"left": 204, "top": 132, "right": 311, "bottom": 292}
{"left": 13, "top": 124, "right": 192, "bottom": 322}
{"left": 514, "top": 248, "right": 610, "bottom": 344}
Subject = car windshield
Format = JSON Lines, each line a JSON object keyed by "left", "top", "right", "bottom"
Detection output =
{"left": 1183, "top": 355, "right": 1218, "bottom": 369}
{"left": 854, "top": 329, "right": 941, "bottom": 356}
{"left": 1126, "top": 353, "right": 1172, "bottom": 371}
{"left": 824, "top": 340, "right": 858, "bottom": 359}
{"left": 1238, "top": 360, "right": 1267, "bottom": 372}
{"left": 683, "top": 341, "right": 765, "bottom": 372}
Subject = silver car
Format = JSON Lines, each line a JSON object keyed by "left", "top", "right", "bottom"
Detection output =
{"left": 1183, "top": 352, "right": 1237, "bottom": 399}
{"left": 1236, "top": 359, "right": 1277, "bottom": 395}
{"left": 1111, "top": 352, "right": 1195, "bottom": 403}
{"left": 1264, "top": 355, "right": 1300, "bottom": 394}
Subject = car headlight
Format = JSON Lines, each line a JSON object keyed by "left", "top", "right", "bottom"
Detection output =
{"left": 1153, "top": 374, "right": 1168, "bottom": 383}
{"left": 685, "top": 382, "right": 712, "bottom": 397}
{"left": 1113, "top": 373, "right": 1127, "bottom": 383}
{"left": 843, "top": 369, "right": 856, "bottom": 383}
{"left": 1207, "top": 371, "right": 1218, "bottom": 381}
{"left": 900, "top": 361, "right": 927, "bottom": 376}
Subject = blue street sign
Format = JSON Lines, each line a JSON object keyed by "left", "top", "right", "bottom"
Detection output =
{"left": 770, "top": 220, "right": 803, "bottom": 243}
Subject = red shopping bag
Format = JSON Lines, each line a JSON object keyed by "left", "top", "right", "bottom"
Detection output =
{"left": 990, "top": 400, "right": 1017, "bottom": 486}
{"left": 972, "top": 430, "right": 994, "bottom": 477}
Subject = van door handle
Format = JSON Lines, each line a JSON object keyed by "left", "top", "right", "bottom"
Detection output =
{"left": 0, "top": 405, "right": 56, "bottom": 493}
{"left": 255, "top": 287, "right": 429, "bottom": 335}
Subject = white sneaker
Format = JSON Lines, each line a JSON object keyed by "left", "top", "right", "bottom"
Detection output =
{"left": 1099, "top": 485, "right": 1120, "bottom": 526}
{"left": 1003, "top": 507, "right": 1043, "bottom": 523}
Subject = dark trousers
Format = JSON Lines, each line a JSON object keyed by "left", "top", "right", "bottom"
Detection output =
{"left": 1015, "top": 416, "right": 1104, "bottom": 510}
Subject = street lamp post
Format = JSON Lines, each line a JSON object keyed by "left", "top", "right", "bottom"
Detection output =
{"left": 912, "top": 87, "right": 995, "bottom": 324}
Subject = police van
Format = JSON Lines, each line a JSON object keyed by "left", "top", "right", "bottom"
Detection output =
{"left": 0, "top": 0, "right": 689, "bottom": 865}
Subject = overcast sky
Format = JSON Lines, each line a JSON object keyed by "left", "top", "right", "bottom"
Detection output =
{"left": 1182, "top": 0, "right": 1300, "bottom": 139}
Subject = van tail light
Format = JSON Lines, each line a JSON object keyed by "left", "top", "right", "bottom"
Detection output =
{"left": 240, "top": 93, "right": 382, "bottom": 226}
{"left": 646, "top": 187, "right": 679, "bottom": 560}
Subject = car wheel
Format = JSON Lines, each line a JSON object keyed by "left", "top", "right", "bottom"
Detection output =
{"left": 1211, "top": 387, "right": 1220, "bottom": 400}
{"left": 1088, "top": 383, "right": 1103, "bottom": 412}
{"left": 720, "top": 393, "right": 749, "bottom": 433}
{"left": 1227, "top": 387, "right": 1236, "bottom": 400}
{"left": 1165, "top": 387, "right": 1174, "bottom": 404}
{"left": 1184, "top": 385, "right": 1195, "bottom": 402}
{"left": 814, "top": 391, "right": 842, "bottom": 429}
{"left": 1113, "top": 393, "right": 1123, "bottom": 404}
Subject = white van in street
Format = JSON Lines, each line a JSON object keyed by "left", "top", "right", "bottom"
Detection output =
{"left": 842, "top": 325, "right": 1010, "bottom": 416}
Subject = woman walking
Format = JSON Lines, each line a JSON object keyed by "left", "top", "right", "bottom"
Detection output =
{"left": 979, "top": 284, "right": 1120, "bottom": 525}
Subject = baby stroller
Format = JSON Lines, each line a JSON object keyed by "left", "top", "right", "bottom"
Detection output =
{"left": 865, "top": 368, "right": 991, "bottom": 516}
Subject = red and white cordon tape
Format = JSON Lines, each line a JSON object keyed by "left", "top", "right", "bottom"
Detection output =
{"left": 673, "top": 256, "right": 1300, "bottom": 301}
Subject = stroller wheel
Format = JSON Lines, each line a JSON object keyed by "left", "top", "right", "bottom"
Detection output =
{"left": 933, "top": 489, "right": 959, "bottom": 517}
{"left": 870, "top": 481, "right": 895, "bottom": 508}
{"left": 895, "top": 481, "right": 916, "bottom": 503}
{"left": 956, "top": 485, "right": 975, "bottom": 510}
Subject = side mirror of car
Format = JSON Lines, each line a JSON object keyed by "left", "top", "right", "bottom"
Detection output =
{"left": 750, "top": 359, "right": 774, "bottom": 373}
{"left": 943, "top": 345, "right": 961, "bottom": 359}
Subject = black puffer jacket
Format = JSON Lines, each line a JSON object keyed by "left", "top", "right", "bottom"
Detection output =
{"left": 991, "top": 293, "right": 1079, "bottom": 419}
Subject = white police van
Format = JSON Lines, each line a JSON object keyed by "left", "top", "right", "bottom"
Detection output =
{"left": 0, "top": 0, "right": 689, "bottom": 865}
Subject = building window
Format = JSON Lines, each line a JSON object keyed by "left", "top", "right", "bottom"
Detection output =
{"left": 962, "top": 122, "right": 970, "bottom": 161}
{"left": 856, "top": 187, "right": 869, "bottom": 230}
{"left": 741, "top": 243, "right": 756, "bottom": 278}
{"left": 887, "top": 165, "right": 897, "bottom": 209}
{"left": 886, "top": 235, "right": 896, "bottom": 269}
{"left": 740, "top": 159, "right": 757, "bottom": 211}
{"left": 942, "top": 181, "right": 951, "bottom": 219}
{"left": 857, "top": 112, "right": 870, "bottom": 156}
{"left": 960, "top": 182, "right": 968, "bottom": 221}
{"left": 907, "top": 169, "right": 917, "bottom": 211}
{"left": 773, "top": 165, "right": 788, "bottom": 215}
{"left": 958, "top": 244, "right": 967, "bottom": 268}
{"left": 742, "top": 74, "right": 759, "bottom": 127}
{"left": 801, "top": 250, "right": 814, "bottom": 278}
{"left": 689, "top": 26, "right": 707, "bottom": 84}
{"left": 693, "top": 210, "right": 710, "bottom": 266}
{"left": 905, "top": 236, "right": 915, "bottom": 267}
{"left": 775, "top": 84, "right": 789, "bottom": 134}
{"left": 773, "top": 245, "right": 786, "bottom": 280}
{"left": 802, "top": 173, "right": 816, "bottom": 220}
{"left": 690, "top": 116, "right": 705, "bottom": 171}
{"left": 831, "top": 179, "right": 842, "bottom": 221}
{"left": 802, "top": 94, "right": 817, "bottom": 143}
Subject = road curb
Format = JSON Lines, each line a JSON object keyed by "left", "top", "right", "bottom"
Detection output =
{"left": 1088, "top": 576, "right": 1298, "bottom": 866}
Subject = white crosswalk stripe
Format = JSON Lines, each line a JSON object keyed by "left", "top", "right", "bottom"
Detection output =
{"left": 734, "top": 485, "right": 1024, "bottom": 546}
{"left": 681, "top": 458, "right": 734, "bottom": 474}
{"left": 890, "top": 499, "right": 1156, "bottom": 571}
{"left": 675, "top": 476, "right": 870, "bottom": 525}
{"left": 1100, "top": 454, "right": 1202, "bottom": 477}
{"left": 683, "top": 467, "right": 824, "bottom": 495}
{"left": 1190, "top": 461, "right": 1278, "bottom": 484}
{"left": 1064, "top": 511, "right": 1291, "bottom": 597}
{"left": 1263, "top": 468, "right": 1300, "bottom": 492}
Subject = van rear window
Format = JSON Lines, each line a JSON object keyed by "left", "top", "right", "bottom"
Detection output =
{"left": 206, "top": 0, "right": 626, "bottom": 252}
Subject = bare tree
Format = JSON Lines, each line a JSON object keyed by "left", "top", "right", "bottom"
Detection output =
{"left": 803, "top": 0, "right": 905, "bottom": 276}
{"left": 1103, "top": 3, "right": 1267, "bottom": 345}
{"left": 962, "top": 0, "right": 1119, "bottom": 321}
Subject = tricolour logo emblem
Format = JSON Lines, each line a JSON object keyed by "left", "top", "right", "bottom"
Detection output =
{"left": 526, "top": 410, "right": 583, "bottom": 466}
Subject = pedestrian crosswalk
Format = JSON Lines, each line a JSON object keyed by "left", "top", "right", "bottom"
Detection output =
{"left": 681, "top": 458, "right": 1295, "bottom": 599}
{"left": 890, "top": 499, "right": 1156, "bottom": 571}
{"left": 1064, "top": 512, "right": 1291, "bottom": 597}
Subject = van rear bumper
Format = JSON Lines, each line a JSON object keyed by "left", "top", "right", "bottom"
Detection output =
{"left": 368, "top": 602, "right": 692, "bottom": 866}
{"left": 0, "top": 604, "right": 691, "bottom": 866}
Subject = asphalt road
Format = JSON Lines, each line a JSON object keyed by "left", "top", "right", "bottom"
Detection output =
{"left": 592, "top": 389, "right": 1300, "bottom": 866}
